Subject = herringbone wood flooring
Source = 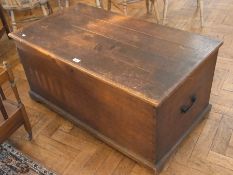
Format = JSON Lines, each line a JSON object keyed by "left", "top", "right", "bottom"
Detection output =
{"left": 1, "top": 0, "right": 233, "bottom": 174}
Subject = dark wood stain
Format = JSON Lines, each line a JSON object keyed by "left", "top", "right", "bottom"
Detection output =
{"left": 9, "top": 3, "right": 223, "bottom": 173}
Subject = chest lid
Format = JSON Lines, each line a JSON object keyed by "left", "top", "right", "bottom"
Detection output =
{"left": 9, "top": 3, "right": 223, "bottom": 106}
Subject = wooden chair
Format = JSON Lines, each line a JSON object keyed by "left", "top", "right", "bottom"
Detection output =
{"left": 0, "top": 4, "right": 10, "bottom": 39}
{"left": 0, "top": 61, "right": 32, "bottom": 144}
{"left": 107, "top": 0, "right": 160, "bottom": 22}
{"left": 162, "top": 0, "right": 204, "bottom": 26}
{"left": 1, "top": 0, "right": 52, "bottom": 31}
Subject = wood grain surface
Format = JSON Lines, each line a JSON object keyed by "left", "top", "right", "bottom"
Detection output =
{"left": 9, "top": 3, "right": 222, "bottom": 104}
{"left": 9, "top": 2, "right": 222, "bottom": 173}
{"left": 1, "top": 0, "right": 233, "bottom": 174}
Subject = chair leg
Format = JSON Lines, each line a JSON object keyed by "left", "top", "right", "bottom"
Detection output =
{"left": 152, "top": 0, "right": 160, "bottom": 23}
{"left": 46, "top": 2, "right": 53, "bottom": 14}
{"left": 0, "top": 5, "right": 10, "bottom": 37}
{"left": 149, "top": 0, "right": 153, "bottom": 13}
{"left": 9, "top": 10, "right": 17, "bottom": 32}
{"left": 100, "top": 0, "right": 104, "bottom": 8}
{"left": 197, "top": 0, "right": 200, "bottom": 7}
{"left": 41, "top": 4, "right": 48, "bottom": 16}
{"left": 199, "top": 0, "right": 204, "bottom": 26}
{"left": 108, "top": 0, "right": 112, "bottom": 11}
{"left": 3, "top": 61, "right": 32, "bottom": 140}
{"left": 57, "top": 0, "right": 62, "bottom": 10}
{"left": 123, "top": 0, "right": 127, "bottom": 16}
{"left": 0, "top": 87, "right": 6, "bottom": 100}
{"left": 96, "top": 0, "right": 101, "bottom": 8}
{"left": 146, "top": 0, "right": 150, "bottom": 14}
{"left": 162, "top": 0, "right": 168, "bottom": 24}
{"left": 21, "top": 105, "right": 32, "bottom": 140}
{"left": 0, "top": 98, "right": 8, "bottom": 120}
{"left": 65, "top": 0, "right": 69, "bottom": 8}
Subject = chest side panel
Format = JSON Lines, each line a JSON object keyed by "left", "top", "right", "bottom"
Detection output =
{"left": 156, "top": 50, "right": 219, "bottom": 162}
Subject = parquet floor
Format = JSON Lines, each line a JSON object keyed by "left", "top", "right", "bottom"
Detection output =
{"left": 1, "top": 0, "right": 233, "bottom": 174}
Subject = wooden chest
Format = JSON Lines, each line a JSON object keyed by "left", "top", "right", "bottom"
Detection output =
{"left": 9, "top": 3, "right": 223, "bottom": 173}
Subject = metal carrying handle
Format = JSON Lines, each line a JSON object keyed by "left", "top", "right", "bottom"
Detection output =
{"left": 180, "top": 95, "right": 197, "bottom": 113}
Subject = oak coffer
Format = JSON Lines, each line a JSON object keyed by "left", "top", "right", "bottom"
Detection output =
{"left": 9, "top": 3, "right": 223, "bottom": 173}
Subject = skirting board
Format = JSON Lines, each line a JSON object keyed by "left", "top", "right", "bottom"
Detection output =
{"left": 29, "top": 90, "right": 211, "bottom": 174}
